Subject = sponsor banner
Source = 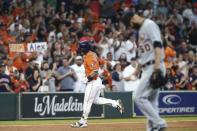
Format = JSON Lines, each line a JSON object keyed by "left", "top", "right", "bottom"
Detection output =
{"left": 134, "top": 91, "right": 197, "bottom": 116}
{"left": 20, "top": 93, "right": 103, "bottom": 119}
{"left": 27, "top": 42, "right": 47, "bottom": 52}
{"left": 9, "top": 44, "right": 25, "bottom": 52}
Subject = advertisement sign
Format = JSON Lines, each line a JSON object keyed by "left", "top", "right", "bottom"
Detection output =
{"left": 27, "top": 42, "right": 47, "bottom": 52}
{"left": 20, "top": 93, "right": 103, "bottom": 119}
{"left": 134, "top": 91, "right": 197, "bottom": 116}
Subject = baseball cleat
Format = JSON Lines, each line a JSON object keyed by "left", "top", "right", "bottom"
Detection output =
{"left": 70, "top": 122, "right": 87, "bottom": 128}
{"left": 150, "top": 126, "right": 167, "bottom": 131}
{"left": 117, "top": 99, "right": 124, "bottom": 114}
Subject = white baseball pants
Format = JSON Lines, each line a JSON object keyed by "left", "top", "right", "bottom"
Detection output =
{"left": 82, "top": 77, "right": 119, "bottom": 119}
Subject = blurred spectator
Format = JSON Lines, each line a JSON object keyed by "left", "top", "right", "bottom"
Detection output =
{"left": 143, "top": 1, "right": 153, "bottom": 18}
{"left": 187, "top": 50, "right": 196, "bottom": 74}
{"left": 101, "top": 0, "right": 116, "bottom": 22}
{"left": 25, "top": 60, "right": 41, "bottom": 92}
{"left": 188, "top": 19, "right": 197, "bottom": 52}
{"left": 70, "top": 56, "right": 86, "bottom": 93}
{"left": 98, "top": 32, "right": 113, "bottom": 59}
{"left": 176, "top": 40, "right": 189, "bottom": 55}
{"left": 157, "top": 0, "right": 169, "bottom": 17}
{"left": 176, "top": 53, "right": 188, "bottom": 78}
{"left": 29, "top": 68, "right": 42, "bottom": 92}
{"left": 191, "top": 8, "right": 197, "bottom": 27}
{"left": 182, "top": 2, "right": 194, "bottom": 21}
{"left": 173, "top": 65, "right": 188, "bottom": 90}
{"left": 4, "top": 57, "right": 19, "bottom": 78}
{"left": 163, "top": 68, "right": 175, "bottom": 90}
{"left": 56, "top": 57, "right": 77, "bottom": 91}
{"left": 113, "top": 32, "right": 125, "bottom": 61}
{"left": 40, "top": 61, "right": 56, "bottom": 92}
{"left": 13, "top": 73, "right": 29, "bottom": 93}
{"left": 0, "top": 0, "right": 196, "bottom": 92}
{"left": 119, "top": 53, "right": 129, "bottom": 70}
{"left": 123, "top": 58, "right": 139, "bottom": 92}
{"left": 8, "top": 20, "right": 23, "bottom": 32}
{"left": 0, "top": 60, "right": 14, "bottom": 93}
{"left": 164, "top": 45, "right": 176, "bottom": 69}
{"left": 189, "top": 65, "right": 197, "bottom": 90}
{"left": 106, "top": 52, "right": 116, "bottom": 71}
{"left": 111, "top": 62, "right": 124, "bottom": 92}
{"left": 0, "top": 44, "right": 7, "bottom": 60}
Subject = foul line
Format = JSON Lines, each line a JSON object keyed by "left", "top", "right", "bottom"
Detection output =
{"left": 0, "top": 120, "right": 197, "bottom": 127}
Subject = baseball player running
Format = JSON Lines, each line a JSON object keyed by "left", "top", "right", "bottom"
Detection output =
{"left": 123, "top": 12, "right": 167, "bottom": 131}
{"left": 71, "top": 37, "right": 124, "bottom": 128}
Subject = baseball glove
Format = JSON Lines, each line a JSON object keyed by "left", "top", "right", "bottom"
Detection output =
{"left": 150, "top": 69, "right": 166, "bottom": 89}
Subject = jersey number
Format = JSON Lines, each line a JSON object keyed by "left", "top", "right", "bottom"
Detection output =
{"left": 139, "top": 44, "right": 151, "bottom": 53}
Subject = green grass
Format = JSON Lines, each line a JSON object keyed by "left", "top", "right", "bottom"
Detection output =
{"left": 0, "top": 116, "right": 197, "bottom": 125}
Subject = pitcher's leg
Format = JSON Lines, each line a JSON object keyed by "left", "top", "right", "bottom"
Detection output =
{"left": 149, "top": 90, "right": 167, "bottom": 128}
{"left": 146, "top": 119, "right": 154, "bottom": 131}
{"left": 134, "top": 70, "right": 165, "bottom": 128}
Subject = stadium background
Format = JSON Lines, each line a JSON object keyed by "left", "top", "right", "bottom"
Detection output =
{"left": 0, "top": 0, "right": 197, "bottom": 130}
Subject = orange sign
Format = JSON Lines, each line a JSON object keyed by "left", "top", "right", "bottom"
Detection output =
{"left": 9, "top": 44, "right": 25, "bottom": 52}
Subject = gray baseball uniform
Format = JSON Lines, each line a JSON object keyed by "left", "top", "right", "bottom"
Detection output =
{"left": 134, "top": 19, "right": 167, "bottom": 131}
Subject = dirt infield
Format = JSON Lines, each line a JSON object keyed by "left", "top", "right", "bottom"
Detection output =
{"left": 1, "top": 120, "right": 197, "bottom": 131}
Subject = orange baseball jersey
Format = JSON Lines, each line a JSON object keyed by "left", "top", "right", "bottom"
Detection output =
{"left": 83, "top": 51, "right": 99, "bottom": 78}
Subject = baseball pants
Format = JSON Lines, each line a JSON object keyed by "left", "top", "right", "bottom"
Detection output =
{"left": 134, "top": 64, "right": 167, "bottom": 130}
{"left": 82, "top": 77, "right": 119, "bottom": 119}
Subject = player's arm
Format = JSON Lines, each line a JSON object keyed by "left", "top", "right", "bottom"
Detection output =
{"left": 87, "top": 70, "right": 99, "bottom": 82}
{"left": 87, "top": 61, "right": 99, "bottom": 82}
{"left": 148, "top": 22, "right": 163, "bottom": 69}
{"left": 154, "top": 42, "right": 162, "bottom": 69}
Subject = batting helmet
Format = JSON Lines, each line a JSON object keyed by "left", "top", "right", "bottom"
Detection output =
{"left": 78, "top": 36, "right": 95, "bottom": 55}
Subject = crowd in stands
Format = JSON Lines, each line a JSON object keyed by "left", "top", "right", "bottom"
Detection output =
{"left": 0, "top": 0, "right": 196, "bottom": 93}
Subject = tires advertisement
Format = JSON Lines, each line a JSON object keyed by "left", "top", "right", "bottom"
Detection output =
{"left": 134, "top": 91, "right": 197, "bottom": 116}
{"left": 20, "top": 92, "right": 103, "bottom": 119}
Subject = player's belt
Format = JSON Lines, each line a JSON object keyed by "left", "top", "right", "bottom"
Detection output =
{"left": 141, "top": 60, "right": 155, "bottom": 68}
{"left": 141, "top": 60, "right": 164, "bottom": 68}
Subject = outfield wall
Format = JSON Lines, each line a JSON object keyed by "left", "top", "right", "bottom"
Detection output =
{"left": 0, "top": 91, "right": 197, "bottom": 120}
{"left": 0, "top": 93, "right": 19, "bottom": 120}
{"left": 0, "top": 92, "right": 133, "bottom": 120}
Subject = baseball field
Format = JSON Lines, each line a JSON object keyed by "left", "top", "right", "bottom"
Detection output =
{"left": 0, "top": 116, "right": 197, "bottom": 131}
